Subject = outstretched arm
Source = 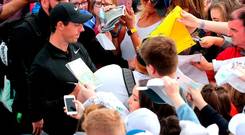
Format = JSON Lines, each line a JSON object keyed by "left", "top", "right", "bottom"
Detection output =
{"left": 178, "top": 10, "right": 228, "bottom": 35}
{"left": 163, "top": 76, "right": 200, "bottom": 124}
{"left": 0, "top": 0, "right": 28, "bottom": 20}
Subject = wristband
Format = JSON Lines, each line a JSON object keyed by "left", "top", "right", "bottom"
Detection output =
{"left": 199, "top": 21, "right": 205, "bottom": 29}
{"left": 127, "top": 28, "right": 137, "bottom": 36}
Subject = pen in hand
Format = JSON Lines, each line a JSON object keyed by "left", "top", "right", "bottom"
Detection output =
{"left": 66, "top": 82, "right": 78, "bottom": 85}
{"left": 192, "top": 37, "right": 202, "bottom": 42}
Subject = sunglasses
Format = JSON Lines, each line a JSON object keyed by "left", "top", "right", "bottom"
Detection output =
{"left": 150, "top": 0, "right": 171, "bottom": 8}
{"left": 94, "top": 1, "right": 113, "bottom": 7}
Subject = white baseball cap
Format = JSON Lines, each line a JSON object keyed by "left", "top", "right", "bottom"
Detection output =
{"left": 83, "top": 92, "right": 129, "bottom": 118}
{"left": 228, "top": 113, "right": 245, "bottom": 134}
{"left": 94, "top": 64, "right": 129, "bottom": 105}
{"left": 125, "top": 108, "right": 160, "bottom": 135}
{"left": 180, "top": 120, "right": 219, "bottom": 135}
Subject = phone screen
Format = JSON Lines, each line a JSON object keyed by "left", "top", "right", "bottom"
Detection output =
{"left": 138, "top": 79, "right": 149, "bottom": 87}
{"left": 136, "top": 79, "right": 149, "bottom": 90}
{"left": 65, "top": 97, "right": 76, "bottom": 112}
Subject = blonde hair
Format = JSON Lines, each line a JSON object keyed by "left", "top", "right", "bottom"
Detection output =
{"left": 77, "top": 104, "right": 105, "bottom": 131}
{"left": 82, "top": 108, "right": 125, "bottom": 135}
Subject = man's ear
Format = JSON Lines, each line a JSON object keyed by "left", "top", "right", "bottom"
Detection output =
{"left": 146, "top": 64, "right": 156, "bottom": 76}
{"left": 56, "top": 21, "right": 65, "bottom": 31}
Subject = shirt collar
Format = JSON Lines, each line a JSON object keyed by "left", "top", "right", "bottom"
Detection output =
{"left": 47, "top": 42, "right": 72, "bottom": 59}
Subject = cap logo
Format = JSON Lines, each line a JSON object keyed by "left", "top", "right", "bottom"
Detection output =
{"left": 74, "top": 7, "right": 79, "bottom": 11}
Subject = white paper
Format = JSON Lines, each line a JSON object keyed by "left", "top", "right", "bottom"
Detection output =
{"left": 214, "top": 64, "right": 233, "bottom": 86}
{"left": 178, "top": 54, "right": 209, "bottom": 85}
{"left": 96, "top": 33, "right": 116, "bottom": 50}
{"left": 178, "top": 54, "right": 202, "bottom": 66}
{"left": 215, "top": 64, "right": 245, "bottom": 93}
{"left": 213, "top": 57, "right": 245, "bottom": 71}
{"left": 66, "top": 58, "right": 101, "bottom": 87}
{"left": 145, "top": 78, "right": 164, "bottom": 87}
{"left": 176, "top": 68, "right": 203, "bottom": 91}
{"left": 101, "top": 5, "right": 125, "bottom": 32}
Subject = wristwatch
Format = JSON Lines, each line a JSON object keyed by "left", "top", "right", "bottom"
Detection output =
{"left": 127, "top": 28, "right": 137, "bottom": 36}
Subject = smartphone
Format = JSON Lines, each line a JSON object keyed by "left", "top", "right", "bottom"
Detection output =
{"left": 64, "top": 95, "right": 77, "bottom": 115}
{"left": 136, "top": 78, "right": 164, "bottom": 90}
{"left": 137, "top": 79, "right": 149, "bottom": 90}
{"left": 192, "top": 37, "right": 202, "bottom": 42}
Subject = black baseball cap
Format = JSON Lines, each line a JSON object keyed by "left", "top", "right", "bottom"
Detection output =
{"left": 50, "top": 2, "right": 92, "bottom": 25}
{"left": 141, "top": 86, "right": 175, "bottom": 105}
{"left": 142, "top": 88, "right": 166, "bottom": 104}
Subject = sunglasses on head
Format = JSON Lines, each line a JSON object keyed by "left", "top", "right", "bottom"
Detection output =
{"left": 150, "top": 0, "right": 171, "bottom": 8}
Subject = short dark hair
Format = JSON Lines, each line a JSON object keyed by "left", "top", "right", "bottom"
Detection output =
{"left": 50, "top": 20, "right": 69, "bottom": 32}
{"left": 140, "top": 36, "right": 178, "bottom": 76}
{"left": 230, "top": 5, "right": 245, "bottom": 27}
{"left": 239, "top": 10, "right": 245, "bottom": 27}
{"left": 160, "top": 115, "right": 181, "bottom": 135}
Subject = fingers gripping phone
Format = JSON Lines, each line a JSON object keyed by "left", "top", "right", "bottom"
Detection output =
{"left": 64, "top": 95, "right": 77, "bottom": 115}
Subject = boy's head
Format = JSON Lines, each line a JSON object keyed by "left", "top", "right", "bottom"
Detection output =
{"left": 82, "top": 108, "right": 125, "bottom": 135}
{"left": 139, "top": 36, "right": 178, "bottom": 78}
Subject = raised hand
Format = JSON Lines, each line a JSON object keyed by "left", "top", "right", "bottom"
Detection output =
{"left": 32, "top": 119, "right": 44, "bottom": 135}
{"left": 178, "top": 10, "right": 200, "bottom": 28}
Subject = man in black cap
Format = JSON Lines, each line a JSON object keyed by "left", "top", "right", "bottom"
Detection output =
{"left": 29, "top": 3, "right": 96, "bottom": 135}
{"left": 7, "top": 0, "right": 68, "bottom": 134}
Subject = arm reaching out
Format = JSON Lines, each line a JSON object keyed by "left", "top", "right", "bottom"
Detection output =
{"left": 178, "top": 10, "right": 228, "bottom": 35}
{"left": 186, "top": 87, "right": 207, "bottom": 110}
{"left": 0, "top": 0, "right": 28, "bottom": 20}
{"left": 200, "top": 36, "right": 225, "bottom": 48}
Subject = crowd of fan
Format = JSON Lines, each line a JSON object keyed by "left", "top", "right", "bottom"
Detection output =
{"left": 0, "top": 0, "right": 245, "bottom": 135}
